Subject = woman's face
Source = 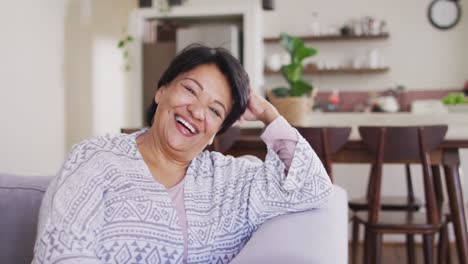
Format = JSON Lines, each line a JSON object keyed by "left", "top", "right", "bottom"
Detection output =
{"left": 152, "top": 64, "right": 233, "bottom": 158}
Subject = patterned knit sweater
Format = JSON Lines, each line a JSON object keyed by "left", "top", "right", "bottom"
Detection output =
{"left": 33, "top": 126, "right": 333, "bottom": 264}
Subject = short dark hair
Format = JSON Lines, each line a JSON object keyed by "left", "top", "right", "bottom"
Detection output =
{"left": 145, "top": 44, "right": 250, "bottom": 134}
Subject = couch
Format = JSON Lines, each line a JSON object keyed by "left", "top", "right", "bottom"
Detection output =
{"left": 0, "top": 173, "right": 348, "bottom": 264}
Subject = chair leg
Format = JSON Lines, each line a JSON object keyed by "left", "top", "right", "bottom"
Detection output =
{"left": 363, "top": 229, "right": 381, "bottom": 264}
{"left": 423, "top": 234, "right": 435, "bottom": 264}
{"left": 351, "top": 218, "right": 360, "bottom": 264}
{"left": 374, "top": 233, "right": 383, "bottom": 264}
{"left": 437, "top": 224, "right": 451, "bottom": 264}
{"left": 406, "top": 234, "right": 416, "bottom": 264}
{"left": 364, "top": 227, "right": 372, "bottom": 264}
{"left": 444, "top": 223, "right": 452, "bottom": 264}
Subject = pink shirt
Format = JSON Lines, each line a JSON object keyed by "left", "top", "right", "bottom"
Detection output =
{"left": 167, "top": 116, "right": 298, "bottom": 263}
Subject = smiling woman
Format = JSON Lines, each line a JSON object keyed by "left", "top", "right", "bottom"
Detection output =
{"left": 32, "top": 44, "right": 333, "bottom": 264}
{"left": 146, "top": 45, "right": 250, "bottom": 135}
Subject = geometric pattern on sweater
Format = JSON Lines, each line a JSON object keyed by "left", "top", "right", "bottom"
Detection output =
{"left": 33, "top": 128, "right": 333, "bottom": 264}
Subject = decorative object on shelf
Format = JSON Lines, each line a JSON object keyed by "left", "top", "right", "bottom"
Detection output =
{"left": 428, "top": 0, "right": 462, "bottom": 30}
{"left": 375, "top": 96, "right": 399, "bottom": 112}
{"left": 265, "top": 53, "right": 282, "bottom": 72}
{"left": 326, "top": 89, "right": 340, "bottom": 112}
{"left": 117, "top": 28, "right": 134, "bottom": 72}
{"left": 262, "top": 0, "right": 275, "bottom": 11}
{"left": 168, "top": 0, "right": 186, "bottom": 6}
{"left": 157, "top": 0, "right": 171, "bottom": 13}
{"left": 268, "top": 33, "right": 318, "bottom": 126}
{"left": 368, "top": 48, "right": 381, "bottom": 68}
{"left": 340, "top": 25, "right": 352, "bottom": 36}
{"left": 343, "top": 16, "right": 389, "bottom": 36}
{"left": 309, "top": 12, "right": 321, "bottom": 36}
{"left": 138, "top": 0, "right": 152, "bottom": 8}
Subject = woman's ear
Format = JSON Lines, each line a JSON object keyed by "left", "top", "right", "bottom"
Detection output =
{"left": 155, "top": 87, "right": 164, "bottom": 104}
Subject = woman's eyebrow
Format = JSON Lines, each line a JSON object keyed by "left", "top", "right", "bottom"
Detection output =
{"left": 214, "top": 101, "right": 227, "bottom": 113}
{"left": 183, "top": 77, "right": 204, "bottom": 91}
{"left": 183, "top": 77, "right": 227, "bottom": 113}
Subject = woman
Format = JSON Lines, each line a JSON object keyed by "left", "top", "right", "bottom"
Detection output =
{"left": 33, "top": 45, "right": 333, "bottom": 264}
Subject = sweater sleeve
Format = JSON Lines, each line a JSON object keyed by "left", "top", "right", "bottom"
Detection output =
{"left": 260, "top": 116, "right": 299, "bottom": 171}
{"left": 32, "top": 143, "right": 104, "bottom": 264}
{"left": 244, "top": 117, "right": 333, "bottom": 228}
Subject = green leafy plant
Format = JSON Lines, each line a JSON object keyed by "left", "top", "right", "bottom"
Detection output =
{"left": 272, "top": 33, "right": 318, "bottom": 97}
{"left": 442, "top": 92, "right": 468, "bottom": 105}
{"left": 117, "top": 29, "right": 134, "bottom": 72}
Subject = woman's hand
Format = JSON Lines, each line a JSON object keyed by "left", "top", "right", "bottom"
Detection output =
{"left": 240, "top": 89, "right": 280, "bottom": 126}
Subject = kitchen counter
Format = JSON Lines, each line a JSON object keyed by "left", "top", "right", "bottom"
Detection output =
{"left": 240, "top": 112, "right": 468, "bottom": 140}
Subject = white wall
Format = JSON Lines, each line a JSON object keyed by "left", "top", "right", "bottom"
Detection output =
{"left": 0, "top": 0, "right": 68, "bottom": 175}
{"left": 65, "top": 0, "right": 136, "bottom": 151}
{"left": 263, "top": 0, "right": 468, "bottom": 91}
{"left": 0, "top": 0, "right": 136, "bottom": 175}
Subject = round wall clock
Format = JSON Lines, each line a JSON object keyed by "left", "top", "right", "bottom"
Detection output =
{"left": 428, "top": 0, "right": 462, "bottom": 30}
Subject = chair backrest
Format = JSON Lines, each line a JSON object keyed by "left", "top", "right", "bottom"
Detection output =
{"left": 359, "top": 125, "right": 447, "bottom": 162}
{"left": 121, "top": 128, "right": 140, "bottom": 134}
{"left": 296, "top": 127, "right": 352, "bottom": 182}
{"left": 358, "top": 125, "right": 448, "bottom": 225}
{"left": 121, "top": 126, "right": 241, "bottom": 155}
{"left": 210, "top": 126, "right": 241, "bottom": 154}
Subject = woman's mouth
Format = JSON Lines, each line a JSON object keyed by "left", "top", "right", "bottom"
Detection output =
{"left": 175, "top": 115, "right": 198, "bottom": 136}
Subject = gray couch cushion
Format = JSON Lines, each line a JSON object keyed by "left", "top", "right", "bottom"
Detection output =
{"left": 0, "top": 174, "right": 53, "bottom": 264}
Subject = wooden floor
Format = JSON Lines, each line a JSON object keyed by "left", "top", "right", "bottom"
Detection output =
{"left": 349, "top": 243, "right": 459, "bottom": 264}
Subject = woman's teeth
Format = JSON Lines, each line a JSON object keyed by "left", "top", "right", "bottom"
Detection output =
{"left": 175, "top": 115, "right": 196, "bottom": 134}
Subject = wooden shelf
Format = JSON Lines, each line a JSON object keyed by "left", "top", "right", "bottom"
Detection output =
{"left": 264, "top": 33, "right": 389, "bottom": 43}
{"left": 265, "top": 67, "right": 390, "bottom": 75}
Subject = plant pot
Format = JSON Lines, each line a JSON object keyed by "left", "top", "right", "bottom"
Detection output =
{"left": 267, "top": 89, "right": 317, "bottom": 127}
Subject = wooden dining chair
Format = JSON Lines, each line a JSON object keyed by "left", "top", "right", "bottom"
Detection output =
{"left": 121, "top": 126, "right": 241, "bottom": 154}
{"left": 295, "top": 127, "right": 352, "bottom": 182}
{"left": 349, "top": 166, "right": 422, "bottom": 263}
{"left": 206, "top": 125, "right": 241, "bottom": 154}
{"left": 352, "top": 125, "right": 447, "bottom": 264}
{"left": 121, "top": 128, "right": 140, "bottom": 134}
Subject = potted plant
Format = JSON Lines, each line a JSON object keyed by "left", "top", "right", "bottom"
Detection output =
{"left": 268, "top": 33, "right": 318, "bottom": 126}
{"left": 117, "top": 29, "right": 134, "bottom": 72}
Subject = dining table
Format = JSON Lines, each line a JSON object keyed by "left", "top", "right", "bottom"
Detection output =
{"left": 229, "top": 112, "right": 468, "bottom": 263}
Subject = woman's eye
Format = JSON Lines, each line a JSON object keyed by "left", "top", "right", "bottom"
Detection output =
{"left": 184, "top": 85, "right": 196, "bottom": 96}
{"left": 210, "top": 107, "right": 221, "bottom": 118}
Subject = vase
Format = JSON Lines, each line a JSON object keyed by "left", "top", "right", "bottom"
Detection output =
{"left": 267, "top": 89, "right": 317, "bottom": 127}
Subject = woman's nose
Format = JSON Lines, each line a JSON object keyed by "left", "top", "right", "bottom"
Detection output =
{"left": 188, "top": 102, "right": 205, "bottom": 120}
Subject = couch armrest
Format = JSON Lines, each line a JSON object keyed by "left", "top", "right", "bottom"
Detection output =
{"left": 0, "top": 174, "right": 53, "bottom": 264}
{"left": 232, "top": 185, "right": 348, "bottom": 264}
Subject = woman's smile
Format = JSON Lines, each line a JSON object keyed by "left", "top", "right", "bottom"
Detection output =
{"left": 174, "top": 114, "right": 199, "bottom": 137}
